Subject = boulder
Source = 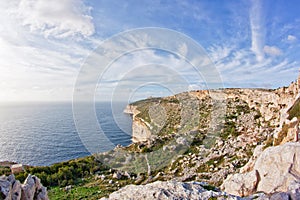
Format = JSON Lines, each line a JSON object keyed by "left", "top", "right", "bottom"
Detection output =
{"left": 101, "top": 181, "right": 240, "bottom": 200}
{"left": 221, "top": 170, "right": 259, "bottom": 197}
{"left": 0, "top": 174, "right": 22, "bottom": 200}
{"left": 21, "top": 174, "right": 48, "bottom": 200}
{"left": 222, "top": 142, "right": 300, "bottom": 196}
{"left": 240, "top": 145, "right": 264, "bottom": 173}
{"left": 254, "top": 143, "right": 300, "bottom": 193}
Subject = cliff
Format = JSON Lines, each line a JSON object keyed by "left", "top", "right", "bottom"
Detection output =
{"left": 4, "top": 74, "right": 299, "bottom": 199}
{"left": 115, "top": 73, "right": 300, "bottom": 192}
{"left": 126, "top": 75, "right": 300, "bottom": 146}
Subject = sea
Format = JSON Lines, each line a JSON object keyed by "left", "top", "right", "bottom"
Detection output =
{"left": 0, "top": 102, "right": 132, "bottom": 166}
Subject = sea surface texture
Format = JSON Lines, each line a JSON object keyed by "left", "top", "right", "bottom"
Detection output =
{"left": 0, "top": 102, "right": 132, "bottom": 166}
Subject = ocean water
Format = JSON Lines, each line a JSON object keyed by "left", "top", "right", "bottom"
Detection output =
{"left": 0, "top": 102, "right": 132, "bottom": 166}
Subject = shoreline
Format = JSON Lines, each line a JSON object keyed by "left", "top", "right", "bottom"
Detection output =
{"left": 0, "top": 161, "right": 17, "bottom": 167}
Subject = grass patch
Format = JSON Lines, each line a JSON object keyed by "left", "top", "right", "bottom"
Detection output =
{"left": 48, "top": 185, "right": 108, "bottom": 200}
{"left": 274, "top": 123, "right": 289, "bottom": 145}
{"left": 288, "top": 98, "right": 300, "bottom": 120}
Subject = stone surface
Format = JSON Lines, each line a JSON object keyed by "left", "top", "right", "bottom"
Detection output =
{"left": 101, "top": 181, "right": 240, "bottom": 200}
{"left": 0, "top": 174, "right": 48, "bottom": 200}
{"left": 21, "top": 174, "right": 48, "bottom": 200}
{"left": 223, "top": 142, "right": 300, "bottom": 196}
{"left": 0, "top": 174, "right": 22, "bottom": 200}
{"left": 101, "top": 179, "right": 300, "bottom": 200}
{"left": 255, "top": 142, "right": 300, "bottom": 193}
{"left": 132, "top": 118, "right": 153, "bottom": 143}
{"left": 221, "top": 170, "right": 259, "bottom": 197}
{"left": 288, "top": 181, "right": 300, "bottom": 200}
{"left": 240, "top": 145, "right": 264, "bottom": 173}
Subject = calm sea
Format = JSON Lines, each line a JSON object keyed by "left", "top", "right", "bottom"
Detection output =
{"left": 0, "top": 102, "right": 132, "bottom": 166}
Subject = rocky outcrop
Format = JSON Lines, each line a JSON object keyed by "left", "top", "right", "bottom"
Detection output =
{"left": 0, "top": 174, "right": 22, "bottom": 200}
{"left": 123, "top": 105, "right": 139, "bottom": 116}
{"left": 101, "top": 180, "right": 300, "bottom": 200}
{"left": 0, "top": 174, "right": 48, "bottom": 200}
{"left": 101, "top": 180, "right": 238, "bottom": 200}
{"left": 124, "top": 104, "right": 154, "bottom": 143}
{"left": 126, "top": 74, "right": 300, "bottom": 144}
{"left": 222, "top": 142, "right": 300, "bottom": 196}
{"left": 131, "top": 118, "right": 153, "bottom": 143}
{"left": 221, "top": 170, "right": 259, "bottom": 197}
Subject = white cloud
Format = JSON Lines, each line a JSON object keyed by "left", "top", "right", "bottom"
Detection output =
{"left": 287, "top": 35, "right": 297, "bottom": 42}
{"left": 17, "top": 0, "right": 95, "bottom": 38}
{"left": 263, "top": 45, "right": 282, "bottom": 56}
{"left": 208, "top": 45, "right": 233, "bottom": 62}
{"left": 249, "top": 0, "right": 265, "bottom": 62}
{"left": 0, "top": 0, "right": 97, "bottom": 102}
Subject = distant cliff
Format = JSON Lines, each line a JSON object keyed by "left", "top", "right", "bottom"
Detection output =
{"left": 119, "top": 74, "right": 300, "bottom": 190}
{"left": 126, "top": 75, "right": 300, "bottom": 146}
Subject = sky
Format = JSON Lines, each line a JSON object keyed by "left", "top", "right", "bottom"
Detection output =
{"left": 0, "top": 0, "right": 300, "bottom": 102}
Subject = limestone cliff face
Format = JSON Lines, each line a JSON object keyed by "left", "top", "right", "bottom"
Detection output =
{"left": 123, "top": 105, "right": 139, "bottom": 116}
{"left": 131, "top": 118, "right": 153, "bottom": 143}
{"left": 124, "top": 104, "right": 153, "bottom": 143}
{"left": 126, "top": 75, "right": 300, "bottom": 145}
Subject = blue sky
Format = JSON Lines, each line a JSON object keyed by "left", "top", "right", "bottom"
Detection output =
{"left": 0, "top": 0, "right": 299, "bottom": 102}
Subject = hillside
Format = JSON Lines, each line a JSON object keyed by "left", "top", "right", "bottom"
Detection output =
{"left": 1, "top": 75, "right": 300, "bottom": 199}
{"left": 99, "top": 75, "right": 300, "bottom": 187}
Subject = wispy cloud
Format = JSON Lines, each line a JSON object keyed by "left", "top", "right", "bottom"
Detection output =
{"left": 287, "top": 35, "right": 297, "bottom": 42}
{"left": 0, "top": 0, "right": 98, "bottom": 101}
{"left": 0, "top": 0, "right": 300, "bottom": 101}
{"left": 263, "top": 45, "right": 282, "bottom": 56}
{"left": 17, "top": 0, "right": 95, "bottom": 38}
{"left": 249, "top": 0, "right": 265, "bottom": 62}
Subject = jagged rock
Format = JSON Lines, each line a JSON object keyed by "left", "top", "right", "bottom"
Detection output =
{"left": 269, "top": 192, "right": 290, "bottom": 200}
{"left": 21, "top": 174, "right": 48, "bottom": 200}
{"left": 0, "top": 174, "right": 21, "bottom": 200}
{"left": 281, "top": 117, "right": 300, "bottom": 144}
{"left": 100, "top": 181, "right": 240, "bottom": 200}
{"left": 223, "top": 142, "right": 300, "bottom": 196}
{"left": 288, "top": 181, "right": 300, "bottom": 200}
{"left": 0, "top": 175, "right": 13, "bottom": 200}
{"left": 11, "top": 179, "right": 21, "bottom": 200}
{"left": 221, "top": 170, "right": 259, "bottom": 197}
{"left": 0, "top": 174, "right": 47, "bottom": 200}
{"left": 240, "top": 145, "right": 264, "bottom": 173}
{"left": 255, "top": 142, "right": 300, "bottom": 193}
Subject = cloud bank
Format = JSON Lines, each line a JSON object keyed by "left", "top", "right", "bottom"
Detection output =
{"left": 18, "top": 0, "right": 95, "bottom": 38}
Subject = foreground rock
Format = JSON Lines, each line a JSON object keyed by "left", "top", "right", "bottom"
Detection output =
{"left": 101, "top": 180, "right": 300, "bottom": 200}
{"left": 0, "top": 174, "right": 48, "bottom": 200}
{"left": 101, "top": 180, "right": 238, "bottom": 200}
{"left": 222, "top": 142, "right": 300, "bottom": 196}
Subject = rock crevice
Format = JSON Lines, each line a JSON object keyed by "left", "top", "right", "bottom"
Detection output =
{"left": 0, "top": 174, "right": 48, "bottom": 200}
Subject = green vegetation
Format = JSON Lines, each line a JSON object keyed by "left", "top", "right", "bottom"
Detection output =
{"left": 1, "top": 90, "right": 284, "bottom": 199}
{"left": 13, "top": 156, "right": 107, "bottom": 188}
{"left": 49, "top": 185, "right": 104, "bottom": 200}
{"left": 288, "top": 98, "right": 300, "bottom": 120}
{"left": 0, "top": 166, "right": 11, "bottom": 176}
{"left": 263, "top": 136, "right": 274, "bottom": 149}
{"left": 273, "top": 123, "right": 289, "bottom": 146}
